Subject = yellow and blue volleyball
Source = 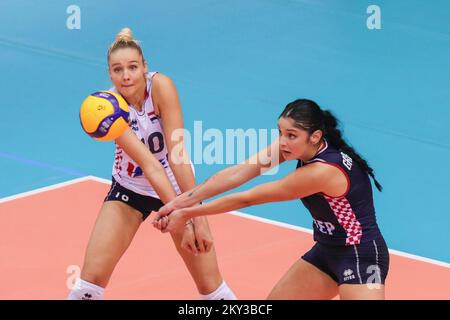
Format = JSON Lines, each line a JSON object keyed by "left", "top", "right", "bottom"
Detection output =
{"left": 79, "top": 91, "right": 130, "bottom": 141}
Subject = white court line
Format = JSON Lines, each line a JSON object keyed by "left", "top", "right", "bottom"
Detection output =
{"left": 0, "top": 175, "right": 109, "bottom": 204}
{"left": 1, "top": 175, "right": 449, "bottom": 269}
{"left": 228, "top": 211, "right": 450, "bottom": 268}
{"left": 84, "top": 176, "right": 112, "bottom": 184}
{"left": 228, "top": 210, "right": 313, "bottom": 235}
{"left": 387, "top": 249, "right": 450, "bottom": 268}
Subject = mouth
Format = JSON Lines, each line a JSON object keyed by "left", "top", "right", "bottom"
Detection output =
{"left": 281, "top": 150, "right": 292, "bottom": 156}
{"left": 122, "top": 84, "right": 134, "bottom": 88}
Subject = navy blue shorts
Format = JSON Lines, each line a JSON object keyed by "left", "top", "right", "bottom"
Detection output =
{"left": 104, "top": 177, "right": 164, "bottom": 220}
{"left": 301, "top": 237, "right": 390, "bottom": 286}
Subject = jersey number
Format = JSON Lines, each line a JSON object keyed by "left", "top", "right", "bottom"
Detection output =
{"left": 141, "top": 132, "right": 164, "bottom": 154}
{"left": 115, "top": 192, "right": 129, "bottom": 202}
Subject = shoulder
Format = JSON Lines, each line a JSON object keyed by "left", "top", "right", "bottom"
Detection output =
{"left": 151, "top": 73, "right": 180, "bottom": 108}
{"left": 273, "top": 161, "right": 341, "bottom": 199}
{"left": 315, "top": 148, "right": 353, "bottom": 174}
{"left": 152, "top": 73, "right": 177, "bottom": 93}
{"left": 150, "top": 73, "right": 182, "bottom": 117}
{"left": 297, "top": 161, "right": 336, "bottom": 178}
{"left": 298, "top": 161, "right": 346, "bottom": 184}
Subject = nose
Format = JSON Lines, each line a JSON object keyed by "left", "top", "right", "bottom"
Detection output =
{"left": 279, "top": 135, "right": 287, "bottom": 148}
{"left": 122, "top": 69, "right": 131, "bottom": 81}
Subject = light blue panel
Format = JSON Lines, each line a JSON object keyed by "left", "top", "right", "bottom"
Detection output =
{"left": 0, "top": 0, "right": 448, "bottom": 262}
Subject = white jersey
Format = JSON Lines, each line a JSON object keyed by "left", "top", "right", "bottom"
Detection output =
{"left": 110, "top": 72, "right": 187, "bottom": 198}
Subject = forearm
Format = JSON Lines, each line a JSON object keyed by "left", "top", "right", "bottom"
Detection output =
{"left": 177, "top": 163, "right": 259, "bottom": 208}
{"left": 182, "top": 191, "right": 250, "bottom": 220}
{"left": 116, "top": 129, "right": 178, "bottom": 204}
{"left": 169, "top": 160, "right": 196, "bottom": 193}
{"left": 144, "top": 168, "right": 177, "bottom": 204}
{"left": 183, "top": 180, "right": 293, "bottom": 220}
{"left": 167, "top": 151, "right": 200, "bottom": 224}
{"left": 169, "top": 161, "right": 206, "bottom": 225}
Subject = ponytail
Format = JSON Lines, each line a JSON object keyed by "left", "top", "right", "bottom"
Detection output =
{"left": 322, "top": 110, "right": 382, "bottom": 191}
{"left": 280, "top": 99, "right": 383, "bottom": 192}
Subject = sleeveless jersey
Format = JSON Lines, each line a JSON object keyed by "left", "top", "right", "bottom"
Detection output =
{"left": 297, "top": 140, "right": 382, "bottom": 246}
{"left": 110, "top": 72, "right": 184, "bottom": 198}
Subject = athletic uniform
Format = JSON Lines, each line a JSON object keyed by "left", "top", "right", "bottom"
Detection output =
{"left": 298, "top": 140, "right": 389, "bottom": 285}
{"left": 68, "top": 74, "right": 237, "bottom": 302}
{"left": 104, "top": 72, "right": 189, "bottom": 220}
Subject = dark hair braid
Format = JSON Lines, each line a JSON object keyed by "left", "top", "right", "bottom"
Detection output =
{"left": 280, "top": 99, "right": 382, "bottom": 192}
{"left": 322, "top": 110, "right": 382, "bottom": 191}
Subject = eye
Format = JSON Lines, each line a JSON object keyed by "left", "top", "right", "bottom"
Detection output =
{"left": 113, "top": 67, "right": 122, "bottom": 73}
{"left": 288, "top": 134, "right": 297, "bottom": 139}
{"left": 130, "top": 65, "right": 138, "bottom": 70}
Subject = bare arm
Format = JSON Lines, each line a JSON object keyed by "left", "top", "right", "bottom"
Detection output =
{"left": 117, "top": 80, "right": 200, "bottom": 254}
{"left": 156, "top": 162, "right": 345, "bottom": 233}
{"left": 155, "top": 140, "right": 286, "bottom": 217}
{"left": 115, "top": 127, "right": 177, "bottom": 204}
{"left": 180, "top": 164, "right": 326, "bottom": 219}
{"left": 152, "top": 73, "right": 196, "bottom": 193}
{"left": 151, "top": 73, "right": 210, "bottom": 246}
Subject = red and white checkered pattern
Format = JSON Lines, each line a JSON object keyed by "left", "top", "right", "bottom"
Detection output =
{"left": 114, "top": 147, "right": 123, "bottom": 175}
{"left": 324, "top": 195, "right": 362, "bottom": 245}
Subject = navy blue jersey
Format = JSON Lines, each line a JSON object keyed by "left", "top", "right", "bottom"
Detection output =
{"left": 297, "top": 140, "right": 382, "bottom": 246}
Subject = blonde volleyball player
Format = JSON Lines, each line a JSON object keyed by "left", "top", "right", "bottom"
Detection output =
{"left": 68, "top": 28, "right": 236, "bottom": 300}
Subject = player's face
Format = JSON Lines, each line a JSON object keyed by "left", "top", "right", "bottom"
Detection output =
{"left": 278, "top": 117, "right": 319, "bottom": 161}
{"left": 108, "top": 48, "right": 147, "bottom": 99}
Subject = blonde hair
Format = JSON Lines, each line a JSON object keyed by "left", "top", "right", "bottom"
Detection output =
{"left": 107, "top": 27, "right": 145, "bottom": 63}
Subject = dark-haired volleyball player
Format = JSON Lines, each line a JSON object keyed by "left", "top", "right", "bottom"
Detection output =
{"left": 154, "top": 99, "right": 389, "bottom": 300}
